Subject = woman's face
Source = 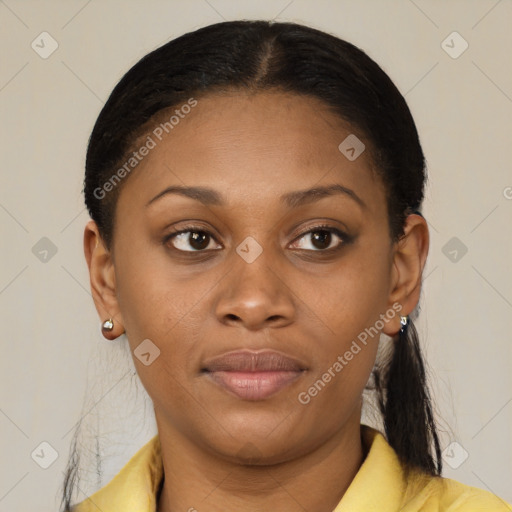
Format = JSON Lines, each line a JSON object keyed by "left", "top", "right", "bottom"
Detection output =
{"left": 87, "top": 91, "right": 425, "bottom": 464}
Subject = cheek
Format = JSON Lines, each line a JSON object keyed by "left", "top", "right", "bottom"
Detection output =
{"left": 296, "top": 280, "right": 386, "bottom": 427}
{"left": 113, "top": 241, "right": 219, "bottom": 380}
{"left": 298, "top": 240, "right": 392, "bottom": 388}
{"left": 114, "top": 233, "right": 195, "bottom": 333}
{"left": 311, "top": 244, "right": 392, "bottom": 334}
{"left": 114, "top": 259, "right": 200, "bottom": 412}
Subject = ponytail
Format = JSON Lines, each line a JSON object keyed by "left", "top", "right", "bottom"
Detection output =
{"left": 374, "top": 318, "right": 442, "bottom": 476}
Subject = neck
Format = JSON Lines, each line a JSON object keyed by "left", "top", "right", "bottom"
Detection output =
{"left": 156, "top": 416, "right": 365, "bottom": 512}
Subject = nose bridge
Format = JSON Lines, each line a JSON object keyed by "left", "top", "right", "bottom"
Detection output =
{"left": 214, "top": 238, "right": 295, "bottom": 328}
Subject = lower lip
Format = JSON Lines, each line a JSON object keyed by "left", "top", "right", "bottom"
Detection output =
{"left": 205, "top": 370, "right": 303, "bottom": 400}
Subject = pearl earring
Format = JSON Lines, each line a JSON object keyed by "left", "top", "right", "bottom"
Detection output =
{"left": 102, "top": 318, "right": 114, "bottom": 333}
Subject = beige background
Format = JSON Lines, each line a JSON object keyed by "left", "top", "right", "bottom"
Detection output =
{"left": 1, "top": 0, "right": 511, "bottom": 510}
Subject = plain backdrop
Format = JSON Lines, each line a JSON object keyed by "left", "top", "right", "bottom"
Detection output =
{"left": 0, "top": 0, "right": 511, "bottom": 510}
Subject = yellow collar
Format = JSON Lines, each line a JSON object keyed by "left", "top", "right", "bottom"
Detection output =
{"left": 72, "top": 425, "right": 509, "bottom": 511}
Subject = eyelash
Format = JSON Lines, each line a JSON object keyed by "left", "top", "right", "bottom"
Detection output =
{"left": 162, "top": 223, "right": 351, "bottom": 254}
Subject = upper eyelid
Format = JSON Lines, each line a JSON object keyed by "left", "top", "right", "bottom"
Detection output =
{"left": 292, "top": 224, "right": 345, "bottom": 238}
{"left": 167, "top": 224, "right": 344, "bottom": 238}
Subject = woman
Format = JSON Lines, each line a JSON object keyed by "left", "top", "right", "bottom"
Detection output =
{"left": 62, "top": 20, "right": 510, "bottom": 511}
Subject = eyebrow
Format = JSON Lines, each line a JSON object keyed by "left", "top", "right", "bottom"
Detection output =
{"left": 145, "top": 183, "right": 366, "bottom": 209}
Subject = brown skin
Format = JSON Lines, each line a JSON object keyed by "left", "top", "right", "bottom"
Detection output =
{"left": 84, "top": 91, "right": 428, "bottom": 512}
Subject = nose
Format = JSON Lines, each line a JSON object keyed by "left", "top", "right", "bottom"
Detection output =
{"left": 214, "top": 252, "right": 296, "bottom": 331}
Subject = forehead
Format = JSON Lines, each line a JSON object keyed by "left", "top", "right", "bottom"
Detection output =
{"left": 117, "top": 91, "right": 384, "bottom": 212}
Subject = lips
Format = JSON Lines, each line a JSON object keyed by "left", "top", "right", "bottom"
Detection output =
{"left": 202, "top": 350, "right": 306, "bottom": 400}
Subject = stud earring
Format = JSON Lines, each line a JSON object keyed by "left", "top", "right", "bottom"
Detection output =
{"left": 399, "top": 315, "right": 409, "bottom": 334}
{"left": 101, "top": 318, "right": 114, "bottom": 334}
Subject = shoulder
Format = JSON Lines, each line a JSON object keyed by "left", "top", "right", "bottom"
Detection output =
{"left": 355, "top": 426, "right": 510, "bottom": 511}
{"left": 69, "top": 434, "right": 163, "bottom": 512}
{"left": 402, "top": 469, "right": 511, "bottom": 511}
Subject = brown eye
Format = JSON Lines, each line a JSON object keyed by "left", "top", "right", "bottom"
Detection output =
{"left": 168, "top": 230, "right": 221, "bottom": 252}
{"left": 291, "top": 227, "right": 346, "bottom": 251}
{"left": 310, "top": 230, "right": 332, "bottom": 250}
{"left": 189, "top": 231, "right": 210, "bottom": 250}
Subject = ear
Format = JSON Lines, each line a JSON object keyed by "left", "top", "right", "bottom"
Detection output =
{"left": 84, "top": 220, "right": 125, "bottom": 339}
{"left": 382, "top": 213, "right": 429, "bottom": 337}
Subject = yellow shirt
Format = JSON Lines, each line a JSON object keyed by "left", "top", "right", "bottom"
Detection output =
{"left": 71, "top": 425, "right": 511, "bottom": 511}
